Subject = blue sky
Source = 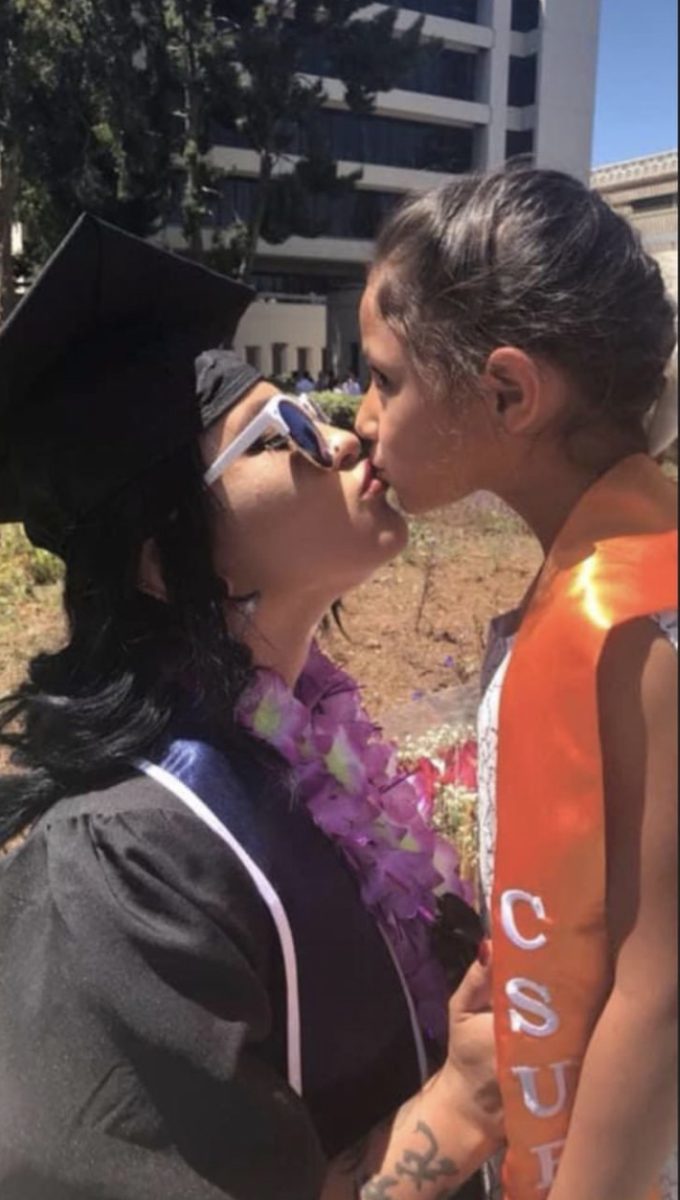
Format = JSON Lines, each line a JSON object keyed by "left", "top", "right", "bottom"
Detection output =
{"left": 592, "top": 0, "right": 677, "bottom": 165}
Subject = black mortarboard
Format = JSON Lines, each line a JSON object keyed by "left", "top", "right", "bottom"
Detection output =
{"left": 0, "top": 214, "right": 259, "bottom": 555}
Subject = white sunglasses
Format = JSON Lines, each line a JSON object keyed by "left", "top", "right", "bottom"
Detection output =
{"left": 203, "top": 393, "right": 334, "bottom": 486}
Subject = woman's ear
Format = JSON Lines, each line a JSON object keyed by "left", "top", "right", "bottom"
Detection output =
{"left": 138, "top": 539, "right": 167, "bottom": 602}
{"left": 481, "top": 347, "right": 564, "bottom": 436}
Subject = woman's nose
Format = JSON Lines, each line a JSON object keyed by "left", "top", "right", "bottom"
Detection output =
{"left": 354, "top": 389, "right": 379, "bottom": 443}
{"left": 323, "top": 423, "right": 362, "bottom": 471}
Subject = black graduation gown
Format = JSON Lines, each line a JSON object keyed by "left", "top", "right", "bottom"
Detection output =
{"left": 0, "top": 741, "right": 427, "bottom": 1200}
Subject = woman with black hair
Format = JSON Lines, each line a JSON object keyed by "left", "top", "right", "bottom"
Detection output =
{"left": 0, "top": 215, "right": 500, "bottom": 1200}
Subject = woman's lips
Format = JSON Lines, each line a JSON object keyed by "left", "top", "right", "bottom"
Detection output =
{"left": 360, "top": 458, "right": 388, "bottom": 497}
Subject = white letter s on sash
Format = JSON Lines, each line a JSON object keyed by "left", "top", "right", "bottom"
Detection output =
{"left": 500, "top": 889, "right": 548, "bottom": 950}
{"left": 506, "top": 978, "right": 560, "bottom": 1038}
{"left": 511, "top": 1060, "right": 574, "bottom": 1119}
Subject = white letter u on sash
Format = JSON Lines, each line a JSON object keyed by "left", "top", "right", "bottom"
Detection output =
{"left": 511, "top": 1060, "right": 574, "bottom": 1119}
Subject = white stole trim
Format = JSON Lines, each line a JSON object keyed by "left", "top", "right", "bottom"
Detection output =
{"left": 377, "top": 925, "right": 428, "bottom": 1085}
{"left": 134, "top": 758, "right": 303, "bottom": 1096}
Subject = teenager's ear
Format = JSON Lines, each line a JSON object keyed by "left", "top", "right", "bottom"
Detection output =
{"left": 481, "top": 347, "right": 564, "bottom": 436}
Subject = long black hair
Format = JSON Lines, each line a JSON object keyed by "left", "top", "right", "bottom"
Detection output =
{"left": 0, "top": 439, "right": 256, "bottom": 845}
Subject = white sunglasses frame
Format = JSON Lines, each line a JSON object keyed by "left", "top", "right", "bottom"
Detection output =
{"left": 203, "top": 392, "right": 333, "bottom": 486}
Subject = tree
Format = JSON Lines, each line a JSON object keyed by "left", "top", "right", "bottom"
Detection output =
{"left": 176, "top": 0, "right": 427, "bottom": 280}
{"left": 0, "top": 0, "right": 427, "bottom": 314}
{"left": 0, "top": 0, "right": 176, "bottom": 319}
{"left": 0, "top": 0, "right": 46, "bottom": 317}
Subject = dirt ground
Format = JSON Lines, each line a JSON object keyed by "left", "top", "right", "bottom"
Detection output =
{"left": 1, "top": 495, "right": 542, "bottom": 727}
{"left": 320, "top": 497, "right": 541, "bottom": 721}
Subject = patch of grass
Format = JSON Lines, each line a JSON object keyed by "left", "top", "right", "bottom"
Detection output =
{"left": 0, "top": 527, "right": 64, "bottom": 700}
{"left": 403, "top": 495, "right": 532, "bottom": 569}
{"left": 0, "top": 525, "right": 63, "bottom": 605}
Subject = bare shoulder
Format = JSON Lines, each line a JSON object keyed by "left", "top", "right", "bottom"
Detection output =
{"left": 598, "top": 617, "right": 677, "bottom": 961}
{"left": 598, "top": 615, "right": 677, "bottom": 734}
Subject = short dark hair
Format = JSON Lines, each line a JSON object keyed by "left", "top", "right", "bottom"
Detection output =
{"left": 371, "top": 167, "right": 676, "bottom": 434}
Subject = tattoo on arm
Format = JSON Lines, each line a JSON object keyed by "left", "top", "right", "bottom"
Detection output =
{"left": 348, "top": 1120, "right": 460, "bottom": 1199}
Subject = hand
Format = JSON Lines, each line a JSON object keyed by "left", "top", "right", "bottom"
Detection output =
{"left": 445, "top": 943, "right": 504, "bottom": 1145}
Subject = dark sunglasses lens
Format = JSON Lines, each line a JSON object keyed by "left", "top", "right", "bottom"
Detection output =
{"left": 278, "top": 400, "right": 332, "bottom": 467}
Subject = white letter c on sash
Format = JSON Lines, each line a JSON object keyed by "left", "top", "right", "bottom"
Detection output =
{"left": 500, "top": 888, "right": 548, "bottom": 951}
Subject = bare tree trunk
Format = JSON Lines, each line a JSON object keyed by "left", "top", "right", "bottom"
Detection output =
{"left": 240, "top": 150, "right": 272, "bottom": 284}
{"left": 178, "top": 1, "right": 205, "bottom": 261}
{"left": 0, "top": 149, "right": 20, "bottom": 324}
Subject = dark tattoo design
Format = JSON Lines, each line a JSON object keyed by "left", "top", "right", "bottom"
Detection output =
{"left": 358, "top": 1121, "right": 461, "bottom": 1198}
{"left": 395, "top": 1121, "right": 459, "bottom": 1183}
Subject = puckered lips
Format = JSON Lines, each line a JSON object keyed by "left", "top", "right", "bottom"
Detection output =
{"left": 359, "top": 457, "right": 389, "bottom": 498}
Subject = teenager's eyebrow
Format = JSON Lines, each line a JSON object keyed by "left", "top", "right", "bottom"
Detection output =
{"left": 366, "top": 356, "right": 398, "bottom": 379}
{"left": 362, "top": 346, "right": 389, "bottom": 371}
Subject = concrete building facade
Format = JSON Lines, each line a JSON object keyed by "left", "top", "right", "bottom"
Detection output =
{"left": 207, "top": 0, "right": 603, "bottom": 379}
{"left": 591, "top": 150, "right": 678, "bottom": 304}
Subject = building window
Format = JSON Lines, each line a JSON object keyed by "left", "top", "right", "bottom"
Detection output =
{"left": 400, "top": 45, "right": 478, "bottom": 101}
{"left": 315, "top": 110, "right": 475, "bottom": 173}
{"left": 219, "top": 177, "right": 407, "bottom": 241}
{"left": 253, "top": 272, "right": 344, "bottom": 296}
{"left": 297, "top": 347, "right": 311, "bottom": 373}
{"left": 630, "top": 193, "right": 678, "bottom": 213}
{"left": 386, "top": 0, "right": 478, "bottom": 21}
{"left": 508, "top": 55, "right": 537, "bottom": 106}
{"left": 281, "top": 43, "right": 478, "bottom": 102}
{"left": 505, "top": 129, "right": 535, "bottom": 161}
{"left": 272, "top": 343, "right": 288, "bottom": 377}
{"left": 214, "top": 111, "right": 476, "bottom": 175}
{"left": 511, "top": 0, "right": 540, "bottom": 32}
{"left": 245, "top": 345, "right": 262, "bottom": 370}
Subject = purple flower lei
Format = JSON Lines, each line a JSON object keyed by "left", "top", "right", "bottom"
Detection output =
{"left": 236, "top": 642, "right": 473, "bottom": 1045}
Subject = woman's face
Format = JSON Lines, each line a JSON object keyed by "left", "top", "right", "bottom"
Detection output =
{"left": 201, "top": 383, "right": 408, "bottom": 606}
{"left": 356, "top": 277, "right": 495, "bottom": 513}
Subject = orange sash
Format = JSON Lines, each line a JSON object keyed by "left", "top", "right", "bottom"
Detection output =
{"left": 491, "top": 456, "right": 677, "bottom": 1198}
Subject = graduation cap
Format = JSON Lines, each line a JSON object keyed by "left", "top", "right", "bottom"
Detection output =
{"left": 0, "top": 214, "right": 257, "bottom": 555}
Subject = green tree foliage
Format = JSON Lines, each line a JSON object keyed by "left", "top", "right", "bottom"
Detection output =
{"left": 0, "top": 0, "right": 426, "bottom": 314}
{"left": 211, "top": 1, "right": 425, "bottom": 279}
{"left": 0, "top": 0, "right": 176, "bottom": 314}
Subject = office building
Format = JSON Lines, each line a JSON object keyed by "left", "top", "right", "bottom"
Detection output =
{"left": 204, "top": 0, "right": 603, "bottom": 378}
{"left": 591, "top": 150, "right": 678, "bottom": 303}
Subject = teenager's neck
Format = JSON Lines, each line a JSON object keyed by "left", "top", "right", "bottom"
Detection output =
{"left": 500, "top": 438, "right": 641, "bottom": 554}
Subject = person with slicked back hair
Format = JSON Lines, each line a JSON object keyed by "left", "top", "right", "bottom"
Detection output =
{"left": 356, "top": 166, "right": 677, "bottom": 1200}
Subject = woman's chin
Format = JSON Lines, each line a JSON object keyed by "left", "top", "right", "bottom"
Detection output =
{"left": 369, "top": 516, "right": 409, "bottom": 564}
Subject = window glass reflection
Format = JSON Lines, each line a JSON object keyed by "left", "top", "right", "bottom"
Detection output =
{"left": 511, "top": 0, "right": 540, "bottom": 32}
{"left": 218, "top": 177, "right": 405, "bottom": 241}
{"left": 382, "top": 0, "right": 478, "bottom": 21}
{"left": 505, "top": 130, "right": 535, "bottom": 161}
{"left": 298, "top": 43, "right": 478, "bottom": 102}
{"left": 214, "top": 113, "right": 475, "bottom": 174}
{"left": 508, "top": 55, "right": 537, "bottom": 106}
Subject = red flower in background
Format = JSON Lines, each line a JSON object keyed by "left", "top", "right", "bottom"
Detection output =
{"left": 440, "top": 739, "right": 477, "bottom": 790}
